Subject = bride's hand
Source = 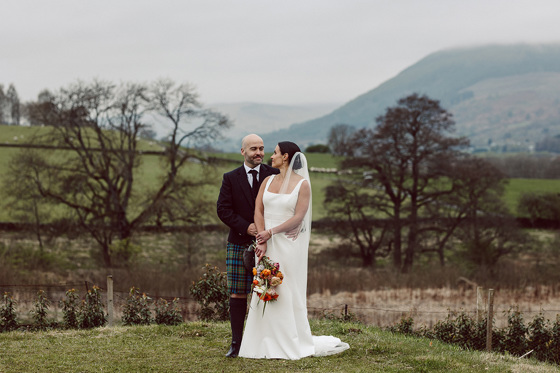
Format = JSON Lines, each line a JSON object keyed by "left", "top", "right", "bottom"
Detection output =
{"left": 255, "top": 229, "right": 273, "bottom": 245}
{"left": 255, "top": 243, "right": 267, "bottom": 262}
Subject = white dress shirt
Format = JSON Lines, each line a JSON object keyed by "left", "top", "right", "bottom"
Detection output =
{"left": 243, "top": 164, "right": 261, "bottom": 187}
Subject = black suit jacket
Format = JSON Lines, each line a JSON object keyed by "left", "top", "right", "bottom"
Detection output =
{"left": 217, "top": 163, "right": 279, "bottom": 245}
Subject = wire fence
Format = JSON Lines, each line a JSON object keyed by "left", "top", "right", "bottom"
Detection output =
{"left": 3, "top": 279, "right": 560, "bottom": 362}
{"left": 3, "top": 280, "right": 560, "bottom": 327}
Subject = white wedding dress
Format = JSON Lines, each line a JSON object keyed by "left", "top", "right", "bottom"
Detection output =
{"left": 238, "top": 175, "right": 349, "bottom": 360}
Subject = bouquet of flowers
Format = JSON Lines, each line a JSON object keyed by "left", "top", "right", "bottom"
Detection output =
{"left": 251, "top": 255, "right": 283, "bottom": 315}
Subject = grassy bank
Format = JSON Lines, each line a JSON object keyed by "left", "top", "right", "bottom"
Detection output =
{"left": 0, "top": 320, "right": 557, "bottom": 372}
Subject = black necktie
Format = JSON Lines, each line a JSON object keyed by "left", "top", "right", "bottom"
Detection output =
{"left": 249, "top": 169, "right": 259, "bottom": 197}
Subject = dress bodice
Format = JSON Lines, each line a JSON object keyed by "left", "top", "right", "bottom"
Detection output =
{"left": 262, "top": 175, "right": 306, "bottom": 222}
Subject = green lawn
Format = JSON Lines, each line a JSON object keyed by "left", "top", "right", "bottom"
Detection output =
{"left": 0, "top": 320, "right": 556, "bottom": 372}
{"left": 504, "top": 178, "right": 560, "bottom": 215}
{"left": 1, "top": 125, "right": 558, "bottom": 222}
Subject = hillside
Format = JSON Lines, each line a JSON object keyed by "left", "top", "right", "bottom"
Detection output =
{"left": 262, "top": 43, "right": 560, "bottom": 151}
{"left": 209, "top": 102, "right": 339, "bottom": 152}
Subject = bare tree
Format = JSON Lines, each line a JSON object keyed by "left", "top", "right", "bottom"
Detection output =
{"left": 23, "top": 89, "right": 57, "bottom": 126}
{"left": 2, "top": 150, "right": 52, "bottom": 249}
{"left": 327, "top": 123, "right": 356, "bottom": 156}
{"left": 420, "top": 157, "right": 510, "bottom": 266}
{"left": 16, "top": 79, "right": 230, "bottom": 266}
{"left": 6, "top": 84, "right": 20, "bottom": 125}
{"left": 0, "top": 84, "right": 5, "bottom": 124}
{"left": 324, "top": 179, "right": 390, "bottom": 267}
{"left": 342, "top": 94, "right": 469, "bottom": 272}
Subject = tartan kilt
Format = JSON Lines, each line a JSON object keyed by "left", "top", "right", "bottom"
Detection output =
{"left": 226, "top": 242, "right": 253, "bottom": 295}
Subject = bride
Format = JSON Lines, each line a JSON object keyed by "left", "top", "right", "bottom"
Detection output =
{"left": 238, "top": 141, "right": 349, "bottom": 360}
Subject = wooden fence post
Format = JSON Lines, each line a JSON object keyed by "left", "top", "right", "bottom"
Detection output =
{"left": 486, "top": 288, "right": 494, "bottom": 352}
{"left": 107, "top": 275, "right": 114, "bottom": 327}
{"left": 476, "top": 286, "right": 485, "bottom": 322}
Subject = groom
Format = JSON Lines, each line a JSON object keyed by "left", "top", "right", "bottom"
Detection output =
{"left": 217, "top": 133, "right": 279, "bottom": 358}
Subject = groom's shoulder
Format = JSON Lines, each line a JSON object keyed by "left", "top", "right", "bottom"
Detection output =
{"left": 262, "top": 164, "right": 280, "bottom": 174}
{"left": 223, "top": 164, "right": 245, "bottom": 178}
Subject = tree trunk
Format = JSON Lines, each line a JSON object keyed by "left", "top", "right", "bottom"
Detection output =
{"left": 392, "top": 206, "right": 402, "bottom": 269}
{"left": 102, "top": 243, "right": 112, "bottom": 267}
{"left": 403, "top": 192, "right": 418, "bottom": 273}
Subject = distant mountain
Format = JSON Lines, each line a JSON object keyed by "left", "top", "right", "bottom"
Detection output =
{"left": 209, "top": 102, "right": 340, "bottom": 152}
{"left": 261, "top": 43, "right": 560, "bottom": 151}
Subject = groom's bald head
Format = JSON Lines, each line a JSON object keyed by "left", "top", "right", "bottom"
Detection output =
{"left": 241, "top": 134, "right": 265, "bottom": 168}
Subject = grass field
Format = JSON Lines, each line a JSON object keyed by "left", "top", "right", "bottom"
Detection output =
{"left": 1, "top": 124, "right": 559, "bottom": 222}
{"left": 0, "top": 320, "right": 557, "bottom": 372}
{"left": 504, "top": 178, "right": 560, "bottom": 215}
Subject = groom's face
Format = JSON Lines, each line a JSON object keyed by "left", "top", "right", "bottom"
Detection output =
{"left": 242, "top": 137, "right": 265, "bottom": 168}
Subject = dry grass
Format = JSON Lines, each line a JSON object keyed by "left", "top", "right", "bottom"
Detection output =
{"left": 2, "top": 228, "right": 560, "bottom": 329}
{"left": 307, "top": 285, "right": 560, "bottom": 329}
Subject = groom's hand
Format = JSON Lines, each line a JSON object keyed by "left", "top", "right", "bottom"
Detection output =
{"left": 247, "top": 223, "right": 257, "bottom": 236}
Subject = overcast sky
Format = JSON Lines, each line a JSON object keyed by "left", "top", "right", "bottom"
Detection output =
{"left": 2, "top": 0, "right": 559, "bottom": 106}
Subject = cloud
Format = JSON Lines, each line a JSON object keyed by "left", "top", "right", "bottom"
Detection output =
{"left": 2, "top": 0, "right": 560, "bottom": 104}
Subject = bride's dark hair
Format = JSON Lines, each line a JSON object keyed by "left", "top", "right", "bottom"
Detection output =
{"left": 278, "top": 141, "right": 302, "bottom": 170}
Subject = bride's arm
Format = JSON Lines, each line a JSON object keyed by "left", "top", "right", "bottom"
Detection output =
{"left": 256, "top": 180, "right": 310, "bottom": 243}
{"left": 254, "top": 175, "right": 270, "bottom": 233}
{"left": 254, "top": 176, "right": 269, "bottom": 260}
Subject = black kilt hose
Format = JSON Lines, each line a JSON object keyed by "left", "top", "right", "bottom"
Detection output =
{"left": 226, "top": 242, "right": 253, "bottom": 294}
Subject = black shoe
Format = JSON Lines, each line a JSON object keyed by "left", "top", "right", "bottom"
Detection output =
{"left": 225, "top": 342, "right": 240, "bottom": 358}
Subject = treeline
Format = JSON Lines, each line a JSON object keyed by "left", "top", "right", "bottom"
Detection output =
{"left": 0, "top": 83, "right": 20, "bottom": 125}
{"left": 484, "top": 154, "right": 560, "bottom": 179}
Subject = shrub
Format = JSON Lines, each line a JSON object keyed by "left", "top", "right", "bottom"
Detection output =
{"left": 122, "top": 287, "right": 152, "bottom": 326}
{"left": 189, "top": 264, "right": 229, "bottom": 321}
{"left": 30, "top": 290, "right": 50, "bottom": 330}
{"left": 454, "top": 311, "right": 475, "bottom": 349}
{"left": 306, "top": 144, "right": 330, "bottom": 153}
{"left": 551, "top": 316, "right": 560, "bottom": 364}
{"left": 503, "top": 307, "right": 528, "bottom": 356}
{"left": 0, "top": 292, "right": 18, "bottom": 332}
{"left": 433, "top": 312, "right": 456, "bottom": 344}
{"left": 388, "top": 316, "right": 414, "bottom": 335}
{"left": 471, "top": 317, "right": 488, "bottom": 351}
{"left": 60, "top": 289, "right": 80, "bottom": 329}
{"left": 155, "top": 298, "right": 183, "bottom": 326}
{"left": 78, "top": 285, "right": 106, "bottom": 329}
{"left": 528, "top": 313, "right": 554, "bottom": 362}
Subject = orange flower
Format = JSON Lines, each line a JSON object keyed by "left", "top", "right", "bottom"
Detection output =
{"left": 252, "top": 267, "right": 257, "bottom": 276}
{"left": 263, "top": 293, "right": 272, "bottom": 302}
{"left": 253, "top": 279, "right": 259, "bottom": 285}
{"left": 261, "top": 269, "right": 271, "bottom": 277}
{"left": 277, "top": 271, "right": 283, "bottom": 280}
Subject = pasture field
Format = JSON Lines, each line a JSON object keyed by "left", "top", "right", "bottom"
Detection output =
{"left": 0, "top": 124, "right": 559, "bottom": 222}
{"left": 504, "top": 178, "right": 560, "bottom": 215}
{"left": 0, "top": 320, "right": 557, "bottom": 372}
